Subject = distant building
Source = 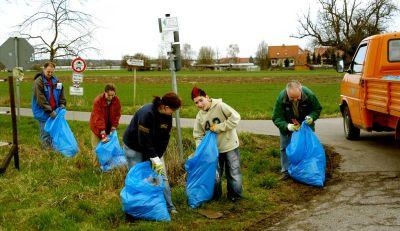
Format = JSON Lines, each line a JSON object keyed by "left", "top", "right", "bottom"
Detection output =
{"left": 268, "top": 45, "right": 308, "bottom": 69}
{"left": 193, "top": 57, "right": 259, "bottom": 71}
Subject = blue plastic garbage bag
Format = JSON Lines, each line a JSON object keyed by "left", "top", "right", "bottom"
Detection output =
{"left": 95, "top": 131, "right": 127, "bottom": 172}
{"left": 120, "top": 161, "right": 170, "bottom": 221}
{"left": 185, "top": 131, "right": 218, "bottom": 208}
{"left": 44, "top": 108, "right": 79, "bottom": 157}
{"left": 286, "top": 121, "right": 326, "bottom": 187}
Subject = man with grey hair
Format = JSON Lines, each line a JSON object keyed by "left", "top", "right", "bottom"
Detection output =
{"left": 272, "top": 80, "right": 322, "bottom": 180}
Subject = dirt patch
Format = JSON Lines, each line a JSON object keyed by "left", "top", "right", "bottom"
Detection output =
{"left": 244, "top": 145, "right": 341, "bottom": 230}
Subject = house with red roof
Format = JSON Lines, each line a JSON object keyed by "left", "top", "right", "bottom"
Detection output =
{"left": 268, "top": 45, "right": 308, "bottom": 69}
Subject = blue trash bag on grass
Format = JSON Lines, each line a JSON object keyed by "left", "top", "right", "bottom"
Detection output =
{"left": 185, "top": 131, "right": 218, "bottom": 208}
{"left": 286, "top": 121, "right": 326, "bottom": 187}
{"left": 95, "top": 131, "right": 127, "bottom": 172}
{"left": 44, "top": 108, "right": 79, "bottom": 157}
{"left": 120, "top": 161, "right": 170, "bottom": 221}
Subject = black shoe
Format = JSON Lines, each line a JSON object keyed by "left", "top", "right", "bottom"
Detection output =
{"left": 279, "top": 173, "right": 290, "bottom": 181}
{"left": 228, "top": 195, "right": 242, "bottom": 203}
{"left": 125, "top": 213, "right": 136, "bottom": 222}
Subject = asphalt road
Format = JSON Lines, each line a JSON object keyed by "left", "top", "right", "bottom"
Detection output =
{"left": 2, "top": 107, "right": 400, "bottom": 230}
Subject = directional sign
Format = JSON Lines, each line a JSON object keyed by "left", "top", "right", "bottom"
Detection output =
{"left": 70, "top": 86, "right": 84, "bottom": 96}
{"left": 127, "top": 59, "right": 144, "bottom": 66}
{"left": 159, "top": 17, "right": 179, "bottom": 32}
{"left": 71, "top": 57, "right": 86, "bottom": 73}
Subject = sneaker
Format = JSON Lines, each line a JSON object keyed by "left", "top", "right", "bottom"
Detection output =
{"left": 279, "top": 173, "right": 290, "bottom": 181}
{"left": 170, "top": 209, "right": 178, "bottom": 214}
{"left": 229, "top": 197, "right": 242, "bottom": 203}
{"left": 125, "top": 213, "right": 136, "bottom": 222}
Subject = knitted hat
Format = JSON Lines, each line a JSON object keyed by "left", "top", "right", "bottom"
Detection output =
{"left": 191, "top": 87, "right": 207, "bottom": 100}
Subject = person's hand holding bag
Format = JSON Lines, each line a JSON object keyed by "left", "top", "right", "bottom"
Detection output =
{"left": 305, "top": 115, "right": 313, "bottom": 125}
{"left": 150, "top": 156, "right": 164, "bottom": 175}
{"left": 287, "top": 123, "right": 300, "bottom": 132}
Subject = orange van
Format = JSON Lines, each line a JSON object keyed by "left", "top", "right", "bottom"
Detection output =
{"left": 339, "top": 32, "right": 400, "bottom": 140}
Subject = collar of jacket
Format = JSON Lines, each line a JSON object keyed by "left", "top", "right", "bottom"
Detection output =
{"left": 41, "top": 73, "right": 57, "bottom": 85}
{"left": 100, "top": 92, "right": 114, "bottom": 106}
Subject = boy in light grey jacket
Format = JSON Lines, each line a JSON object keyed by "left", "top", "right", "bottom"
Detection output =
{"left": 191, "top": 87, "right": 243, "bottom": 202}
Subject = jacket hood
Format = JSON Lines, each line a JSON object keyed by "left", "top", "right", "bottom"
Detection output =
{"left": 209, "top": 98, "right": 222, "bottom": 109}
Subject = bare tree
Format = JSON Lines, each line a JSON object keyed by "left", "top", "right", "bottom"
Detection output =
{"left": 294, "top": 0, "right": 399, "bottom": 64}
{"left": 197, "top": 46, "right": 215, "bottom": 65}
{"left": 17, "top": 0, "right": 98, "bottom": 61}
{"left": 255, "top": 40, "right": 269, "bottom": 70}
{"left": 181, "top": 43, "right": 194, "bottom": 69}
{"left": 227, "top": 44, "right": 240, "bottom": 63}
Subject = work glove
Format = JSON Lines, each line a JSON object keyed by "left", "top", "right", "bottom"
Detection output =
{"left": 210, "top": 124, "right": 217, "bottom": 132}
{"left": 305, "top": 115, "right": 313, "bottom": 125}
{"left": 150, "top": 156, "right": 164, "bottom": 175}
{"left": 287, "top": 123, "right": 300, "bottom": 132}
{"left": 100, "top": 131, "right": 109, "bottom": 143}
{"left": 49, "top": 110, "right": 57, "bottom": 119}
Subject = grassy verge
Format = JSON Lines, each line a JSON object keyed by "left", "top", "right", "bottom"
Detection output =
{"left": 0, "top": 69, "right": 342, "bottom": 119}
{"left": 0, "top": 115, "right": 339, "bottom": 230}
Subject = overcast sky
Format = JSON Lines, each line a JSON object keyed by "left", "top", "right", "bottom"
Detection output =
{"left": 1, "top": 0, "right": 399, "bottom": 60}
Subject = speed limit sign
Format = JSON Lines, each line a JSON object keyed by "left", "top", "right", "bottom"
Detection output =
{"left": 71, "top": 57, "right": 87, "bottom": 73}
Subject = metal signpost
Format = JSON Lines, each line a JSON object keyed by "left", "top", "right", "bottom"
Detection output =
{"left": 12, "top": 67, "right": 24, "bottom": 120}
{"left": 158, "top": 14, "right": 183, "bottom": 160}
{"left": 126, "top": 58, "right": 144, "bottom": 107}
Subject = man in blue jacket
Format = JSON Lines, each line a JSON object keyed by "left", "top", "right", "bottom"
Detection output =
{"left": 272, "top": 80, "right": 322, "bottom": 180}
{"left": 32, "top": 61, "right": 66, "bottom": 148}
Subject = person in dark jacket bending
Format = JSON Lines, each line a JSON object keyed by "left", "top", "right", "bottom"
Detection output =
{"left": 122, "top": 92, "right": 182, "bottom": 214}
{"left": 272, "top": 80, "right": 322, "bottom": 180}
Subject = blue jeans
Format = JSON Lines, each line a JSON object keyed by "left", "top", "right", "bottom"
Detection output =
{"left": 123, "top": 144, "right": 176, "bottom": 211}
{"left": 214, "top": 148, "right": 243, "bottom": 200}
{"left": 39, "top": 121, "right": 52, "bottom": 148}
{"left": 279, "top": 132, "right": 292, "bottom": 173}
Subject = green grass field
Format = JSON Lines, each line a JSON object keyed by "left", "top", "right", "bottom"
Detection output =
{"left": 0, "top": 69, "right": 343, "bottom": 119}
{"left": 0, "top": 69, "right": 341, "bottom": 230}
{"left": 0, "top": 115, "right": 337, "bottom": 230}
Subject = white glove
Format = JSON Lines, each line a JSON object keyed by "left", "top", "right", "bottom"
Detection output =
{"left": 287, "top": 123, "right": 300, "bottom": 132}
{"left": 305, "top": 116, "right": 313, "bottom": 125}
{"left": 150, "top": 157, "right": 164, "bottom": 175}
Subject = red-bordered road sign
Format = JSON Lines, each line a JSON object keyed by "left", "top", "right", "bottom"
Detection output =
{"left": 71, "top": 57, "right": 87, "bottom": 73}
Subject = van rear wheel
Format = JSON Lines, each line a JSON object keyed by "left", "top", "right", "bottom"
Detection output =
{"left": 343, "top": 105, "right": 360, "bottom": 140}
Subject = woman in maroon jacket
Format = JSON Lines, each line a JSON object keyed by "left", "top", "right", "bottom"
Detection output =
{"left": 89, "top": 83, "right": 122, "bottom": 162}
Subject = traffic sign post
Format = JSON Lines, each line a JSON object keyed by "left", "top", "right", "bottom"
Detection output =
{"left": 12, "top": 67, "right": 23, "bottom": 120}
{"left": 127, "top": 58, "right": 144, "bottom": 107}
{"left": 0, "top": 37, "right": 33, "bottom": 121}
{"left": 158, "top": 14, "right": 183, "bottom": 160}
{"left": 71, "top": 57, "right": 87, "bottom": 73}
{"left": 70, "top": 57, "right": 86, "bottom": 98}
